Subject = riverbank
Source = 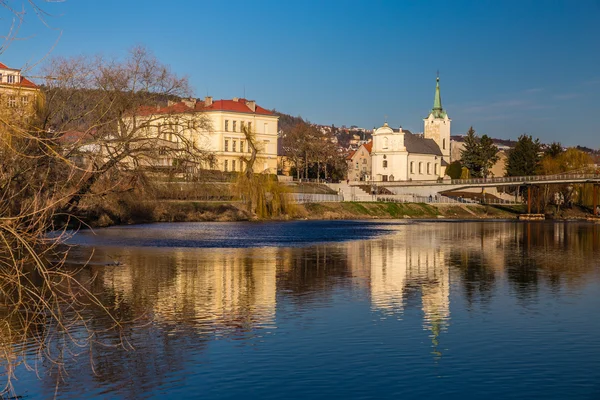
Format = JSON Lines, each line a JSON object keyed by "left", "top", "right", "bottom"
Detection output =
{"left": 80, "top": 198, "right": 528, "bottom": 228}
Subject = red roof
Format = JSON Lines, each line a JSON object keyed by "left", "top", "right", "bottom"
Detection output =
{"left": 363, "top": 141, "right": 373, "bottom": 153}
{"left": 346, "top": 150, "right": 356, "bottom": 160}
{"left": 205, "top": 98, "right": 273, "bottom": 115}
{"left": 137, "top": 98, "right": 273, "bottom": 117}
{"left": 0, "top": 62, "right": 38, "bottom": 88}
{"left": 58, "top": 130, "right": 97, "bottom": 145}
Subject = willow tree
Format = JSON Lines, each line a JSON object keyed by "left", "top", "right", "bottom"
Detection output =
{"left": 234, "top": 125, "right": 293, "bottom": 218}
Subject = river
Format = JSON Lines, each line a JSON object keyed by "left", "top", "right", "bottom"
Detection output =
{"left": 9, "top": 220, "right": 600, "bottom": 399}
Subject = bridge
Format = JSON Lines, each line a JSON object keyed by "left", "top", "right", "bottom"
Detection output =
{"left": 347, "top": 173, "right": 600, "bottom": 216}
{"left": 365, "top": 173, "right": 600, "bottom": 190}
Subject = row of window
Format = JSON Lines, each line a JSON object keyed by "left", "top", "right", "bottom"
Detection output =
{"left": 0, "top": 74, "right": 20, "bottom": 84}
{"left": 223, "top": 159, "right": 245, "bottom": 172}
{"left": 224, "top": 139, "right": 246, "bottom": 153}
{"left": 353, "top": 160, "right": 439, "bottom": 176}
{"left": 409, "top": 161, "right": 438, "bottom": 175}
{"left": 225, "top": 120, "right": 252, "bottom": 133}
{"left": 5, "top": 95, "right": 29, "bottom": 108}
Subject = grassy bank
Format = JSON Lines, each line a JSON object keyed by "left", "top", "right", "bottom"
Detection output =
{"left": 78, "top": 196, "right": 522, "bottom": 228}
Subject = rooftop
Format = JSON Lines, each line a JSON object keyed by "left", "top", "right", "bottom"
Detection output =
{"left": 138, "top": 97, "right": 274, "bottom": 116}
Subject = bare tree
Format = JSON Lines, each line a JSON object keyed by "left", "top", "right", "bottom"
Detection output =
{"left": 1, "top": 33, "right": 216, "bottom": 399}
{"left": 39, "top": 47, "right": 215, "bottom": 213}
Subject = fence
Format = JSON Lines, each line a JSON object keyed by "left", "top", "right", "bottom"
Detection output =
{"left": 450, "top": 173, "right": 600, "bottom": 185}
{"left": 288, "top": 193, "right": 344, "bottom": 203}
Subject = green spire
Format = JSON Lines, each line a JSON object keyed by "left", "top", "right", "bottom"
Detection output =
{"left": 431, "top": 76, "right": 446, "bottom": 118}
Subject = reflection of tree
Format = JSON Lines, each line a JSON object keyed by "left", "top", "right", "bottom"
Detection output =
{"left": 276, "top": 245, "right": 352, "bottom": 310}
{"left": 11, "top": 221, "right": 600, "bottom": 396}
{"left": 448, "top": 251, "right": 496, "bottom": 307}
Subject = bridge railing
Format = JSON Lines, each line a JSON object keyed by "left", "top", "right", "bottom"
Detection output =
{"left": 450, "top": 173, "right": 600, "bottom": 185}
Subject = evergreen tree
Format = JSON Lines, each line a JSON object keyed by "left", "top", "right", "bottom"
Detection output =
{"left": 505, "top": 134, "right": 542, "bottom": 176}
{"left": 544, "top": 142, "right": 564, "bottom": 158}
{"left": 460, "top": 127, "right": 482, "bottom": 177}
{"left": 446, "top": 160, "right": 463, "bottom": 179}
{"left": 479, "top": 134, "right": 500, "bottom": 178}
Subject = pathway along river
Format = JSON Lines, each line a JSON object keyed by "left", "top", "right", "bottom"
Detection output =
{"left": 11, "top": 220, "right": 600, "bottom": 398}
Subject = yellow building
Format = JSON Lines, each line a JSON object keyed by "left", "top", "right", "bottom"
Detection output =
{"left": 0, "top": 62, "right": 41, "bottom": 145}
{"left": 133, "top": 97, "right": 279, "bottom": 174}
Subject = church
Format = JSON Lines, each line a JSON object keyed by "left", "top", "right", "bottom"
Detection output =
{"left": 369, "top": 77, "right": 451, "bottom": 182}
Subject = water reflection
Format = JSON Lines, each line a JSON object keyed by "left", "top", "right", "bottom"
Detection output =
{"left": 13, "top": 221, "right": 600, "bottom": 398}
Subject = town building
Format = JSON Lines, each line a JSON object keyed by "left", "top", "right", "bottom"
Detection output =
{"left": 362, "top": 77, "right": 451, "bottom": 182}
{"left": 133, "top": 97, "right": 279, "bottom": 174}
{"left": 0, "top": 62, "right": 41, "bottom": 146}
{"left": 346, "top": 141, "right": 373, "bottom": 181}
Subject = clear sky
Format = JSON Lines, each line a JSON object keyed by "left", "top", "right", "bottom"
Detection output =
{"left": 3, "top": 0, "right": 600, "bottom": 148}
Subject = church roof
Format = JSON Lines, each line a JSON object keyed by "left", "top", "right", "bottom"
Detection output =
{"left": 404, "top": 132, "right": 443, "bottom": 156}
{"left": 429, "top": 76, "right": 447, "bottom": 118}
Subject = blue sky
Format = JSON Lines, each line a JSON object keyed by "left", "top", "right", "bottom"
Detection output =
{"left": 3, "top": 0, "right": 600, "bottom": 147}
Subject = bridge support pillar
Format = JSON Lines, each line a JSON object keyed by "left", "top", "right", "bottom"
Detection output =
{"left": 593, "top": 184, "right": 598, "bottom": 216}
{"left": 527, "top": 186, "right": 532, "bottom": 214}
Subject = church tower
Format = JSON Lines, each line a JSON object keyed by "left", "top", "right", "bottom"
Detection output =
{"left": 423, "top": 76, "right": 451, "bottom": 161}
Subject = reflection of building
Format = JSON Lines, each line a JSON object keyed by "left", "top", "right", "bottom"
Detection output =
{"left": 100, "top": 247, "right": 277, "bottom": 331}
{"left": 346, "top": 227, "right": 450, "bottom": 355}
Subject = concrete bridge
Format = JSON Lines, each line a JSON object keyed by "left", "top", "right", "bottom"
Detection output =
{"left": 343, "top": 173, "right": 600, "bottom": 215}
{"left": 363, "top": 173, "right": 600, "bottom": 191}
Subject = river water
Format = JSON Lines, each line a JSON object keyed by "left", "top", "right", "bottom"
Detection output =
{"left": 11, "top": 220, "right": 600, "bottom": 399}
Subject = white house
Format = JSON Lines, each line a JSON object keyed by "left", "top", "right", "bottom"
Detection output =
{"left": 370, "top": 77, "right": 451, "bottom": 182}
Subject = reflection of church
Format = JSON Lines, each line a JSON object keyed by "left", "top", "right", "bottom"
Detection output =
{"left": 346, "top": 226, "right": 450, "bottom": 355}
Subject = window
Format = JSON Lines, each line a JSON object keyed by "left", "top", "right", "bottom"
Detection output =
{"left": 232, "top": 160, "right": 236, "bottom": 171}
{"left": 419, "top": 162, "right": 423, "bottom": 174}
{"left": 383, "top": 160, "right": 388, "bottom": 168}
{"left": 434, "top": 164, "right": 438, "bottom": 175}
{"left": 241, "top": 140, "right": 245, "bottom": 153}
{"left": 233, "top": 121, "right": 237, "bottom": 132}
{"left": 8, "top": 96, "right": 16, "bottom": 108}
{"left": 383, "top": 137, "right": 389, "bottom": 149}
{"left": 410, "top": 162, "right": 414, "bottom": 174}
{"left": 443, "top": 138, "right": 446, "bottom": 150}
{"left": 7, "top": 75, "right": 15, "bottom": 84}
{"left": 362, "top": 158, "right": 367, "bottom": 164}
{"left": 356, "top": 162, "right": 359, "bottom": 169}
{"left": 225, "top": 120, "right": 229, "bottom": 131}
{"left": 241, "top": 121, "right": 245, "bottom": 131}
{"left": 263, "top": 140, "right": 269, "bottom": 153}
{"left": 232, "top": 140, "right": 237, "bottom": 152}
{"left": 224, "top": 139, "right": 229, "bottom": 152}
{"left": 427, "top": 163, "right": 431, "bottom": 174}
{"left": 248, "top": 122, "right": 252, "bottom": 132}
{"left": 224, "top": 160, "right": 229, "bottom": 171}
{"left": 21, "top": 96, "right": 29, "bottom": 106}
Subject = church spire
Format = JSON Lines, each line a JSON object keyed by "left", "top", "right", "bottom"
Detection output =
{"left": 431, "top": 75, "right": 446, "bottom": 118}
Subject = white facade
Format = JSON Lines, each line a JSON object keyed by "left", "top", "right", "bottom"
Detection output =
{"left": 371, "top": 123, "right": 408, "bottom": 181}
{"left": 359, "top": 77, "right": 450, "bottom": 182}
